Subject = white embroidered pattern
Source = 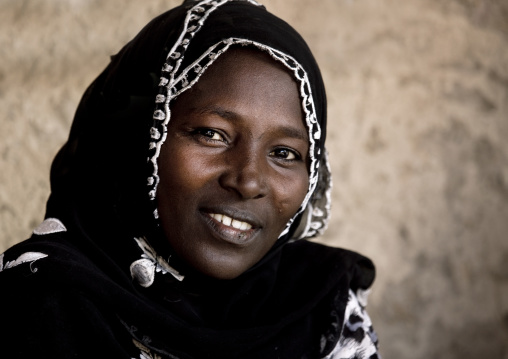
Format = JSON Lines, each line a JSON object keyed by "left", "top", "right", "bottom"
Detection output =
{"left": 145, "top": 0, "right": 331, "bottom": 240}
{"left": 130, "top": 236, "right": 184, "bottom": 287}
{"left": 0, "top": 251, "right": 48, "bottom": 273}
{"left": 322, "top": 289, "right": 380, "bottom": 359}
{"left": 32, "top": 218, "right": 67, "bottom": 235}
{"left": 295, "top": 149, "right": 332, "bottom": 239}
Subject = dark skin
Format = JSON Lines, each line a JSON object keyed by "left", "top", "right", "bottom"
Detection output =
{"left": 157, "top": 49, "right": 309, "bottom": 279}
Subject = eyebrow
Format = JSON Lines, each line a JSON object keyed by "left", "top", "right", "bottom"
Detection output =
{"left": 198, "top": 105, "right": 237, "bottom": 121}
{"left": 197, "top": 105, "right": 309, "bottom": 141}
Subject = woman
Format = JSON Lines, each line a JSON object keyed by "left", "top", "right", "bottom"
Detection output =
{"left": 0, "top": 1, "right": 379, "bottom": 358}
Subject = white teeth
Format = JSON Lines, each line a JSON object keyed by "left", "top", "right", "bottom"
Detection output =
{"left": 223, "top": 216, "right": 232, "bottom": 226}
{"left": 210, "top": 213, "right": 252, "bottom": 230}
{"left": 231, "top": 219, "right": 242, "bottom": 229}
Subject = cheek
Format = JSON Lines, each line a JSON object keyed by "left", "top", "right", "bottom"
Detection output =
{"left": 159, "top": 145, "right": 216, "bottom": 197}
{"left": 275, "top": 168, "right": 309, "bottom": 219}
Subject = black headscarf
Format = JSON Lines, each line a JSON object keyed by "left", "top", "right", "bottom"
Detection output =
{"left": 3, "top": 1, "right": 375, "bottom": 358}
{"left": 47, "top": 0, "right": 331, "bottom": 243}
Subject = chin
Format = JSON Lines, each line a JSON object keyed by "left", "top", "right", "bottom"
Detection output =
{"left": 190, "top": 254, "right": 253, "bottom": 280}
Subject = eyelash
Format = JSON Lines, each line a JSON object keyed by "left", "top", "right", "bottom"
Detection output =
{"left": 192, "top": 128, "right": 302, "bottom": 162}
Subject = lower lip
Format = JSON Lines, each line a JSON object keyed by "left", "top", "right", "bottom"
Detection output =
{"left": 201, "top": 212, "right": 258, "bottom": 246}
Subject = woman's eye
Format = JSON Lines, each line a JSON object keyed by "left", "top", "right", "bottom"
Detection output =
{"left": 196, "top": 129, "right": 225, "bottom": 142}
{"left": 270, "top": 148, "right": 298, "bottom": 161}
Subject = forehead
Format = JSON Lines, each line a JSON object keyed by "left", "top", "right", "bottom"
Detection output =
{"left": 172, "top": 48, "right": 305, "bottom": 131}
{"left": 194, "top": 47, "right": 296, "bottom": 87}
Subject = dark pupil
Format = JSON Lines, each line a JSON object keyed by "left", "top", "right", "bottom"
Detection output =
{"left": 204, "top": 130, "right": 215, "bottom": 137}
{"left": 277, "top": 149, "right": 288, "bottom": 158}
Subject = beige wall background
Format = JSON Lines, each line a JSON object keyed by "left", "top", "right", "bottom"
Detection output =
{"left": 1, "top": 0, "right": 507, "bottom": 357}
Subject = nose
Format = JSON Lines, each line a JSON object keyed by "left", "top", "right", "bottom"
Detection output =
{"left": 219, "top": 146, "right": 268, "bottom": 200}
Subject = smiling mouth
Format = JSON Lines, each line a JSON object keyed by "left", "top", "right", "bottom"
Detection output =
{"left": 208, "top": 213, "right": 253, "bottom": 231}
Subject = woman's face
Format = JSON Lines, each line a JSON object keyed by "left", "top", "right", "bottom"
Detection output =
{"left": 157, "top": 49, "right": 309, "bottom": 279}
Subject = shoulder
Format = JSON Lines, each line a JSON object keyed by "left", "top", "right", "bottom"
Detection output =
{"left": 281, "top": 241, "right": 380, "bottom": 358}
{"left": 0, "top": 218, "right": 98, "bottom": 290}
{"left": 283, "top": 239, "right": 374, "bottom": 267}
{"left": 0, "top": 219, "right": 137, "bottom": 357}
{"left": 1, "top": 218, "right": 68, "bottom": 274}
{"left": 282, "top": 240, "right": 376, "bottom": 290}
{"left": 323, "top": 288, "right": 381, "bottom": 359}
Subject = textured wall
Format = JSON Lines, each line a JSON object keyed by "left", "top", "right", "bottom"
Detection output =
{"left": 1, "top": 0, "right": 507, "bottom": 358}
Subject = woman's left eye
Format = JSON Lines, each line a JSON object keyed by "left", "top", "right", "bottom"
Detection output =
{"left": 269, "top": 148, "right": 299, "bottom": 161}
{"left": 194, "top": 128, "right": 226, "bottom": 142}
